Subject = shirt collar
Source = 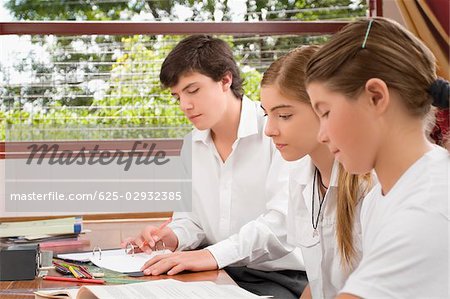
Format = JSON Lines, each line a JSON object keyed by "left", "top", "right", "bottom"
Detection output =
{"left": 191, "top": 96, "right": 259, "bottom": 145}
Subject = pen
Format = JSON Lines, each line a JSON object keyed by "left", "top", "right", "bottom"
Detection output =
{"left": 146, "top": 217, "right": 172, "bottom": 246}
{"left": 157, "top": 217, "right": 172, "bottom": 231}
{"left": 43, "top": 275, "right": 105, "bottom": 284}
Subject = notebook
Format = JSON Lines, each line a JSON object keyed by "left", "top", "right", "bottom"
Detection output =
{"left": 57, "top": 248, "right": 171, "bottom": 273}
{"left": 34, "top": 279, "right": 271, "bottom": 299}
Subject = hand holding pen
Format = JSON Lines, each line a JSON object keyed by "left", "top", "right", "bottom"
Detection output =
{"left": 121, "top": 217, "right": 178, "bottom": 253}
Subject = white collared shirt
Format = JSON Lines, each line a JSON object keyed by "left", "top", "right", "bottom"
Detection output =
{"left": 341, "top": 146, "right": 449, "bottom": 298}
{"left": 287, "top": 156, "right": 363, "bottom": 299}
{"left": 168, "top": 96, "right": 304, "bottom": 271}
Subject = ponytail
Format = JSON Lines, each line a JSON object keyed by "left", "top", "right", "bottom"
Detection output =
{"left": 336, "top": 164, "right": 372, "bottom": 268}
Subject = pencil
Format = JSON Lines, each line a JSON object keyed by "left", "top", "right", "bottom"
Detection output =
{"left": 68, "top": 266, "right": 80, "bottom": 278}
{"left": 43, "top": 275, "right": 105, "bottom": 284}
{"left": 78, "top": 266, "right": 93, "bottom": 279}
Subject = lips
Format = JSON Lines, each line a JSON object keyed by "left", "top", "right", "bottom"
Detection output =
{"left": 275, "top": 144, "right": 287, "bottom": 150}
{"left": 330, "top": 148, "right": 340, "bottom": 155}
{"left": 188, "top": 114, "right": 201, "bottom": 121}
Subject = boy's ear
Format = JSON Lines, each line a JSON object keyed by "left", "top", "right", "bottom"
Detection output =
{"left": 365, "top": 78, "right": 390, "bottom": 115}
{"left": 221, "top": 72, "right": 233, "bottom": 91}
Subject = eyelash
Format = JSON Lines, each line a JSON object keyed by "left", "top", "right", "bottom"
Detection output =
{"left": 262, "top": 114, "right": 292, "bottom": 120}
{"left": 321, "top": 111, "right": 329, "bottom": 118}
{"left": 279, "top": 114, "right": 292, "bottom": 120}
{"left": 188, "top": 88, "right": 199, "bottom": 94}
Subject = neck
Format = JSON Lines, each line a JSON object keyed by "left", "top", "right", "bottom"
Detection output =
{"left": 374, "top": 119, "right": 433, "bottom": 195}
{"left": 211, "top": 93, "right": 242, "bottom": 144}
{"left": 309, "top": 143, "right": 335, "bottom": 188}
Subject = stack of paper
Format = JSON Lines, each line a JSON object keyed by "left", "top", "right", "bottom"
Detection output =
{"left": 0, "top": 217, "right": 83, "bottom": 238}
{"left": 0, "top": 217, "right": 86, "bottom": 248}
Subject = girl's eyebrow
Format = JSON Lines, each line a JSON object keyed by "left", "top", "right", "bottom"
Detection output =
{"left": 260, "top": 104, "right": 293, "bottom": 112}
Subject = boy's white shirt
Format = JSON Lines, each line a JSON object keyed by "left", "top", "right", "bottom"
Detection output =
{"left": 342, "top": 146, "right": 449, "bottom": 298}
{"left": 168, "top": 96, "right": 305, "bottom": 271}
{"left": 287, "top": 156, "right": 364, "bottom": 299}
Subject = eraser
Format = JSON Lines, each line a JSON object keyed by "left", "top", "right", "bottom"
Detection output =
{"left": 92, "top": 272, "right": 105, "bottom": 278}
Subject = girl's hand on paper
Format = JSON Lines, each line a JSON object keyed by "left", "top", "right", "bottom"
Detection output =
{"left": 140, "top": 249, "right": 218, "bottom": 275}
{"left": 121, "top": 225, "right": 178, "bottom": 254}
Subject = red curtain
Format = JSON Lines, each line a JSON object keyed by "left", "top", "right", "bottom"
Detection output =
{"left": 395, "top": 0, "right": 449, "bottom": 146}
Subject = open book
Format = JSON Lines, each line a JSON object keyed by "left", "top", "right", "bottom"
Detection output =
{"left": 34, "top": 279, "right": 271, "bottom": 299}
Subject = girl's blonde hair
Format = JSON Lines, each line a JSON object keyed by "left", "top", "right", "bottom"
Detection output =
{"left": 305, "top": 17, "right": 438, "bottom": 117}
{"left": 262, "top": 46, "right": 371, "bottom": 267}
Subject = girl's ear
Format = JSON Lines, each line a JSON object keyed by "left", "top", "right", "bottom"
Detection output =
{"left": 221, "top": 72, "right": 233, "bottom": 92}
{"left": 365, "top": 78, "right": 390, "bottom": 115}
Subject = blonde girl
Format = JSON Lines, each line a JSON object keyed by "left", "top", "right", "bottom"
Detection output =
{"left": 261, "top": 46, "right": 372, "bottom": 299}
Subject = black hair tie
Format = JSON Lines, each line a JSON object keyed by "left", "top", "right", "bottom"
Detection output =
{"left": 429, "top": 78, "right": 450, "bottom": 109}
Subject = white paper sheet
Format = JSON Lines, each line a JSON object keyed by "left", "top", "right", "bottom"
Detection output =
{"left": 89, "top": 249, "right": 171, "bottom": 273}
{"left": 85, "top": 279, "right": 271, "bottom": 299}
{"left": 35, "top": 279, "right": 272, "bottom": 299}
{"left": 57, "top": 248, "right": 126, "bottom": 262}
{"left": 57, "top": 248, "right": 171, "bottom": 273}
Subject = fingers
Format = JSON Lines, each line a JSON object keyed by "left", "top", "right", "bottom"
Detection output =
{"left": 138, "top": 250, "right": 216, "bottom": 276}
{"left": 142, "top": 229, "right": 157, "bottom": 248}
{"left": 167, "top": 264, "right": 185, "bottom": 276}
{"left": 141, "top": 253, "right": 180, "bottom": 276}
{"left": 133, "top": 236, "right": 152, "bottom": 254}
{"left": 121, "top": 237, "right": 144, "bottom": 254}
{"left": 120, "top": 237, "right": 134, "bottom": 248}
{"left": 140, "top": 254, "right": 168, "bottom": 271}
{"left": 142, "top": 225, "right": 171, "bottom": 248}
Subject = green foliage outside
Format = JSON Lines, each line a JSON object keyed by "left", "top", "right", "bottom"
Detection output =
{"left": 1, "top": 35, "right": 264, "bottom": 141}
{"left": 0, "top": 0, "right": 367, "bottom": 141}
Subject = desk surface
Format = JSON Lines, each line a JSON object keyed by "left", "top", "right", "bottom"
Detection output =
{"left": 0, "top": 219, "right": 235, "bottom": 299}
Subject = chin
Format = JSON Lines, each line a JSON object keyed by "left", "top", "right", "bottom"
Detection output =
{"left": 341, "top": 161, "right": 373, "bottom": 175}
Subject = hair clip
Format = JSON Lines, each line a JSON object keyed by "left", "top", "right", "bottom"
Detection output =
{"left": 362, "top": 19, "right": 374, "bottom": 49}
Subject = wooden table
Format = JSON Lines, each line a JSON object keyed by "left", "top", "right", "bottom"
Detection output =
{"left": 0, "top": 219, "right": 235, "bottom": 298}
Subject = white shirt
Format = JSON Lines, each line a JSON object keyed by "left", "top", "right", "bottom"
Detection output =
{"left": 287, "top": 156, "right": 364, "bottom": 299}
{"left": 168, "top": 96, "right": 304, "bottom": 271}
{"left": 342, "top": 146, "right": 449, "bottom": 298}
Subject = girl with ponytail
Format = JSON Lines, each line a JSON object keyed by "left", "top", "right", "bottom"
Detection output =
{"left": 305, "top": 17, "right": 449, "bottom": 298}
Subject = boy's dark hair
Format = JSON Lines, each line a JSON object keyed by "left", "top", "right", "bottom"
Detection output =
{"left": 160, "top": 35, "right": 244, "bottom": 99}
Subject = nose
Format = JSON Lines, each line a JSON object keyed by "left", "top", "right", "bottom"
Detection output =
{"left": 317, "top": 122, "right": 329, "bottom": 144}
{"left": 179, "top": 96, "right": 193, "bottom": 112}
{"left": 264, "top": 117, "right": 279, "bottom": 138}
